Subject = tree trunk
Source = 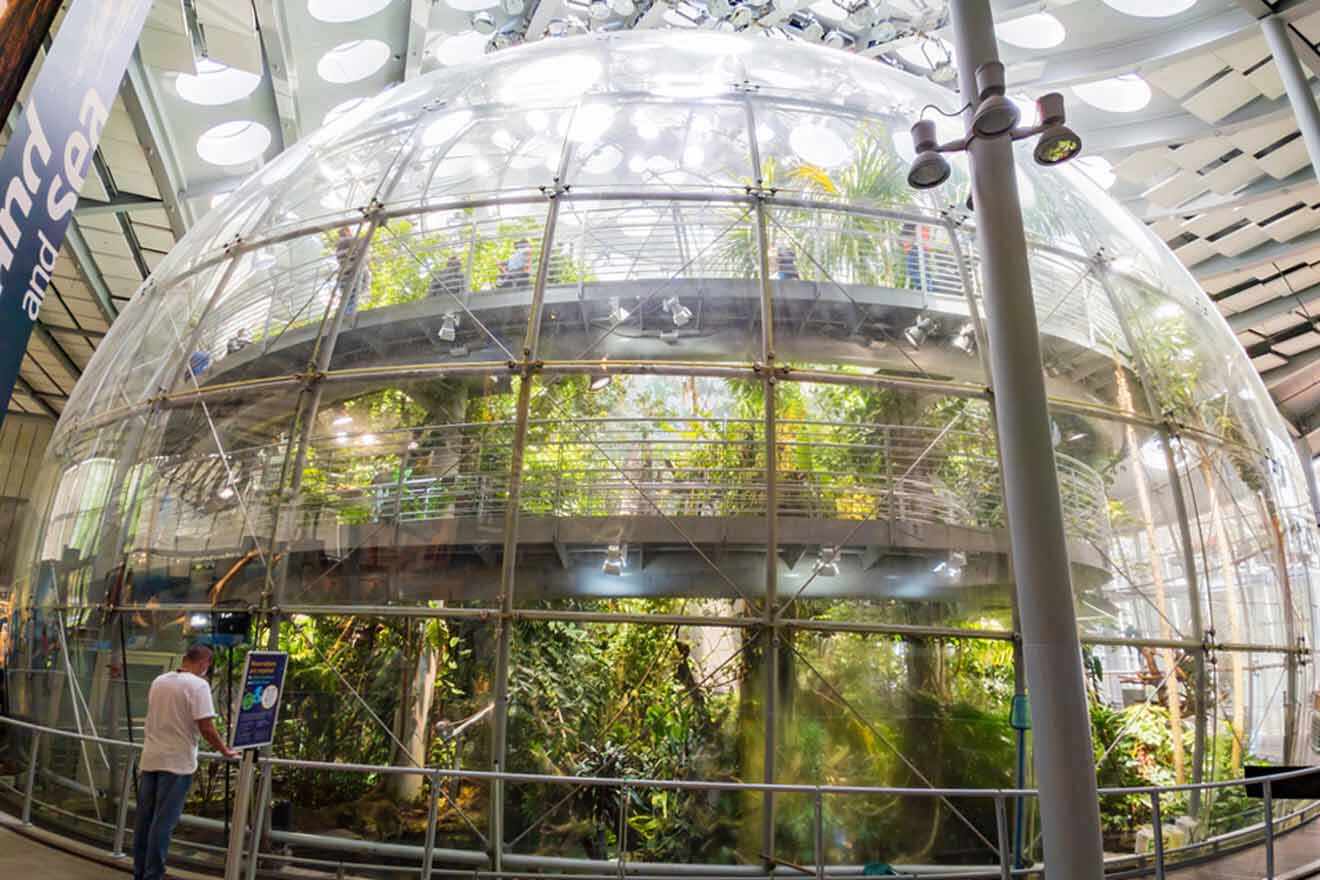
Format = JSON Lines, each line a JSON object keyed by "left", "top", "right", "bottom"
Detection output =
{"left": 389, "top": 620, "right": 440, "bottom": 802}
{"left": 1115, "top": 369, "right": 1185, "bottom": 783}
{"left": 1199, "top": 456, "right": 1246, "bottom": 776}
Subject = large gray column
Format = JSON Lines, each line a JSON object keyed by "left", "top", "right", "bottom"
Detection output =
{"left": 1262, "top": 16, "right": 1320, "bottom": 179}
{"left": 947, "top": 0, "right": 1105, "bottom": 875}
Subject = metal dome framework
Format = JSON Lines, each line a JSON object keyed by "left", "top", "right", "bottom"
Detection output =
{"left": 5, "top": 31, "right": 1320, "bottom": 878}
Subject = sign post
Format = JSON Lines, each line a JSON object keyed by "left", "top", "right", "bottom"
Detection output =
{"left": 224, "top": 650, "right": 287, "bottom": 880}
{"left": 0, "top": 0, "right": 153, "bottom": 425}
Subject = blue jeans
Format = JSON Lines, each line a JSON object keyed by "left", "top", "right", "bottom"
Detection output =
{"left": 133, "top": 770, "right": 193, "bottom": 880}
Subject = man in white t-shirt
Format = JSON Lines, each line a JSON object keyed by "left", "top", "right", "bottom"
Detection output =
{"left": 134, "top": 643, "right": 238, "bottom": 880}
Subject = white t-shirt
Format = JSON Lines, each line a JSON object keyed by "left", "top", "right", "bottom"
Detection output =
{"left": 140, "top": 670, "right": 216, "bottom": 775}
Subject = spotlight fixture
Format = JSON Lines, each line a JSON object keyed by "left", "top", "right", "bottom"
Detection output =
{"left": 608, "top": 296, "right": 631, "bottom": 324}
{"left": 803, "top": 17, "right": 825, "bottom": 41}
{"left": 971, "top": 62, "right": 1019, "bottom": 138}
{"left": 546, "top": 17, "right": 570, "bottom": 36}
{"left": 903, "top": 84, "right": 1081, "bottom": 193}
{"left": 217, "top": 485, "right": 236, "bottom": 500}
{"left": 951, "top": 322, "right": 976, "bottom": 356}
{"left": 472, "top": 11, "right": 496, "bottom": 32}
{"left": 663, "top": 296, "right": 693, "bottom": 327}
{"left": 814, "top": 547, "right": 840, "bottom": 578}
{"left": 929, "top": 61, "right": 957, "bottom": 84}
{"left": 1032, "top": 92, "right": 1082, "bottom": 166}
{"left": 906, "top": 120, "right": 951, "bottom": 190}
{"left": 823, "top": 29, "right": 853, "bottom": 49}
{"left": 588, "top": 0, "right": 612, "bottom": 19}
{"left": 603, "top": 543, "right": 626, "bottom": 575}
{"left": 439, "top": 312, "right": 459, "bottom": 342}
{"left": 904, "top": 314, "right": 935, "bottom": 349}
{"left": 589, "top": 372, "right": 613, "bottom": 391}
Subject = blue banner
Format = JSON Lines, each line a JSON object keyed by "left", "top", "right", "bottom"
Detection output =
{"left": 0, "top": 0, "right": 154, "bottom": 425}
{"left": 231, "top": 650, "right": 289, "bottom": 750}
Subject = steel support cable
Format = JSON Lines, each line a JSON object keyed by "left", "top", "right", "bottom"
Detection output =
{"left": 785, "top": 640, "right": 999, "bottom": 855}
{"left": 763, "top": 211, "right": 932, "bottom": 380}
{"left": 774, "top": 410, "right": 966, "bottom": 617}
{"left": 291, "top": 626, "right": 489, "bottom": 845}
{"left": 1081, "top": 536, "right": 1189, "bottom": 642}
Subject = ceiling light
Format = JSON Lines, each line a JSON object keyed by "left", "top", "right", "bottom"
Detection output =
{"left": 814, "top": 547, "right": 839, "bottom": 577}
{"left": 952, "top": 322, "right": 976, "bottom": 356}
{"left": 317, "top": 39, "right": 392, "bottom": 84}
{"left": 906, "top": 120, "right": 950, "bottom": 189}
{"left": 972, "top": 62, "right": 1019, "bottom": 138}
{"left": 663, "top": 296, "right": 693, "bottom": 327}
{"left": 589, "top": 373, "right": 613, "bottom": 391}
{"left": 1102, "top": 0, "right": 1196, "bottom": 17}
{"left": 603, "top": 544, "right": 625, "bottom": 575}
{"left": 609, "top": 296, "right": 631, "bottom": 324}
{"left": 473, "top": 10, "right": 497, "bottom": 32}
{"left": 1071, "top": 74, "right": 1151, "bottom": 114}
{"left": 175, "top": 59, "right": 261, "bottom": 106}
{"left": 217, "top": 485, "right": 235, "bottom": 500}
{"left": 904, "top": 314, "right": 934, "bottom": 349}
{"left": 439, "top": 312, "right": 459, "bottom": 341}
{"left": 196, "top": 121, "right": 272, "bottom": 167}
{"left": 994, "top": 12, "right": 1066, "bottom": 49}
{"left": 308, "top": 0, "right": 394, "bottom": 22}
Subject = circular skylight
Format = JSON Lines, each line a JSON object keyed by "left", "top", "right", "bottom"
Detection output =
{"left": 308, "top": 0, "right": 394, "bottom": 22}
{"left": 175, "top": 59, "right": 261, "bottom": 106}
{"left": 1071, "top": 75, "right": 1152, "bottom": 113}
{"left": 789, "top": 123, "right": 851, "bottom": 168}
{"left": 197, "top": 120, "right": 272, "bottom": 166}
{"left": 317, "top": 40, "right": 392, "bottom": 85}
{"left": 447, "top": 0, "right": 500, "bottom": 11}
{"left": 1103, "top": 0, "right": 1196, "bottom": 17}
{"left": 995, "top": 12, "right": 1066, "bottom": 49}
{"left": 323, "top": 97, "right": 367, "bottom": 128}
{"left": 431, "top": 31, "right": 488, "bottom": 66}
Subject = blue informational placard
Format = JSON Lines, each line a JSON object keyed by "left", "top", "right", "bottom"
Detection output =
{"left": 231, "top": 651, "right": 289, "bottom": 750}
{"left": 0, "top": 0, "right": 153, "bottom": 424}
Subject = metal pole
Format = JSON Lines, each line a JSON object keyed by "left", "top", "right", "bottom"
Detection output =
{"left": 994, "top": 796, "right": 1011, "bottom": 880}
{"left": 244, "top": 761, "right": 274, "bottom": 880}
{"left": 111, "top": 752, "right": 135, "bottom": 857}
{"left": 617, "top": 785, "right": 629, "bottom": 880}
{"left": 223, "top": 752, "right": 256, "bottom": 880}
{"left": 1150, "top": 790, "right": 1165, "bottom": 880}
{"left": 948, "top": 2, "right": 1104, "bottom": 877}
{"left": 22, "top": 731, "right": 39, "bottom": 824}
{"left": 422, "top": 770, "right": 443, "bottom": 880}
{"left": 1262, "top": 16, "right": 1320, "bottom": 180}
{"left": 1264, "top": 779, "right": 1276, "bottom": 879}
{"left": 813, "top": 790, "right": 824, "bottom": 880}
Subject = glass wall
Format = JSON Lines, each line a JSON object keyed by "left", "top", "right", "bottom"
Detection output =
{"left": 5, "top": 31, "right": 1316, "bottom": 877}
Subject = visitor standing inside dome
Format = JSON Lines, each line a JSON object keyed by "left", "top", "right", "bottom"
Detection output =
{"left": 133, "top": 644, "right": 237, "bottom": 880}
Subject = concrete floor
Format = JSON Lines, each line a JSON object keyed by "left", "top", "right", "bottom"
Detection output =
{"left": 0, "top": 825, "right": 126, "bottom": 877}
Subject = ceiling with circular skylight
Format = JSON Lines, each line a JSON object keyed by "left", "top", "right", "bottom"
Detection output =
{"left": 18, "top": 0, "right": 1320, "bottom": 460}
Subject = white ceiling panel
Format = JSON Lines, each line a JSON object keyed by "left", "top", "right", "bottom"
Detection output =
{"left": 1114, "top": 149, "right": 1177, "bottom": 185}
{"left": 1214, "top": 223, "right": 1271, "bottom": 257}
{"left": 1227, "top": 117, "right": 1297, "bottom": 156}
{"left": 1257, "top": 138, "right": 1312, "bottom": 179}
{"left": 1219, "top": 283, "right": 1280, "bottom": 313}
{"left": 1170, "top": 137, "right": 1231, "bottom": 171}
{"left": 1244, "top": 62, "right": 1286, "bottom": 102}
{"left": 1203, "top": 155, "right": 1263, "bottom": 195}
{"left": 1264, "top": 207, "right": 1320, "bottom": 243}
{"left": 1274, "top": 331, "right": 1320, "bottom": 356}
{"left": 1145, "top": 171, "right": 1210, "bottom": 208}
{"left": 1183, "top": 73, "right": 1262, "bottom": 124}
{"left": 1213, "top": 34, "right": 1270, "bottom": 72}
{"left": 1146, "top": 53, "right": 1229, "bottom": 100}
{"left": 1174, "top": 237, "right": 1217, "bottom": 267}
{"left": 1253, "top": 351, "right": 1290, "bottom": 371}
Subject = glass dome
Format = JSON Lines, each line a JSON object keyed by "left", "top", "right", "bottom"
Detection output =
{"left": 7, "top": 31, "right": 1319, "bottom": 877}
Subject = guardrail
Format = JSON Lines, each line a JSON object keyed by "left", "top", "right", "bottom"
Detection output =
{"left": 0, "top": 714, "right": 1315, "bottom": 880}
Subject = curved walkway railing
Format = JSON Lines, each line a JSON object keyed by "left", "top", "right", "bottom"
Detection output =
{"left": 0, "top": 715, "right": 1313, "bottom": 880}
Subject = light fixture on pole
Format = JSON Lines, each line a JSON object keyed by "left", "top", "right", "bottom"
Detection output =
{"left": 608, "top": 296, "right": 631, "bottom": 324}
{"left": 439, "top": 312, "right": 459, "bottom": 342}
{"left": 603, "top": 543, "right": 626, "bottom": 575}
{"left": 904, "top": 314, "right": 935, "bottom": 349}
{"left": 952, "top": 321, "right": 976, "bottom": 355}
{"left": 814, "top": 546, "right": 840, "bottom": 577}
{"left": 904, "top": 81, "right": 1081, "bottom": 192}
{"left": 663, "top": 296, "right": 693, "bottom": 327}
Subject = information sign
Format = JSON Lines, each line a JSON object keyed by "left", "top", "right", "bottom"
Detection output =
{"left": 230, "top": 650, "right": 288, "bottom": 750}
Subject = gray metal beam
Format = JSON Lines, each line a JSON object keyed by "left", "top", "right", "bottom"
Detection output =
{"left": 1262, "top": 16, "right": 1320, "bottom": 198}
{"left": 122, "top": 52, "right": 193, "bottom": 239}
{"left": 63, "top": 221, "right": 120, "bottom": 324}
{"left": 90, "top": 150, "right": 151, "bottom": 280}
{"left": 404, "top": 0, "right": 432, "bottom": 81}
{"left": 253, "top": 0, "right": 301, "bottom": 146}
{"left": 42, "top": 324, "right": 106, "bottom": 342}
{"left": 75, "top": 193, "right": 162, "bottom": 217}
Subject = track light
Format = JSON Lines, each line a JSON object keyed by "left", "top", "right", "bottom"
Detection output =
{"left": 823, "top": 29, "right": 852, "bottom": 49}
{"left": 952, "top": 322, "right": 976, "bottom": 356}
{"left": 663, "top": 296, "right": 693, "bottom": 327}
{"left": 904, "top": 314, "right": 934, "bottom": 349}
{"left": 439, "top": 312, "right": 459, "bottom": 342}
{"left": 603, "top": 544, "right": 625, "bottom": 575}
{"left": 906, "top": 120, "right": 950, "bottom": 190}
{"left": 609, "top": 296, "right": 631, "bottom": 324}
{"left": 971, "top": 62, "right": 1019, "bottom": 138}
{"left": 814, "top": 547, "right": 840, "bottom": 578}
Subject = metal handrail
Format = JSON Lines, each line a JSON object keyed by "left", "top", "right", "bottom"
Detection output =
{"left": 0, "top": 714, "right": 1312, "bottom": 879}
